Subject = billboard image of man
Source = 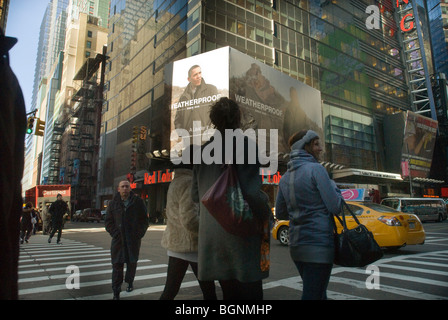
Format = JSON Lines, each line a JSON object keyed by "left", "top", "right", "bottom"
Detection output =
{"left": 174, "top": 65, "right": 219, "bottom": 133}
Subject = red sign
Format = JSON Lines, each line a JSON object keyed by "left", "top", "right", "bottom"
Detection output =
{"left": 37, "top": 185, "right": 71, "bottom": 198}
{"left": 261, "top": 169, "right": 282, "bottom": 185}
{"left": 144, "top": 169, "right": 174, "bottom": 185}
{"left": 396, "top": 0, "right": 414, "bottom": 33}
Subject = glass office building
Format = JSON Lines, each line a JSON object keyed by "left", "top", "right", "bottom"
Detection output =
{"left": 99, "top": 0, "right": 422, "bottom": 206}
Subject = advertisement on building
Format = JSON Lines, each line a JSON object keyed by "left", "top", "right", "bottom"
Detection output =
{"left": 229, "top": 48, "right": 323, "bottom": 154}
{"left": 170, "top": 47, "right": 229, "bottom": 151}
{"left": 402, "top": 111, "right": 438, "bottom": 178}
{"left": 384, "top": 111, "right": 438, "bottom": 178}
{"left": 169, "top": 47, "right": 323, "bottom": 156}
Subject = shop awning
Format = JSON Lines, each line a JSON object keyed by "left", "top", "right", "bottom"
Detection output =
{"left": 332, "top": 168, "right": 403, "bottom": 184}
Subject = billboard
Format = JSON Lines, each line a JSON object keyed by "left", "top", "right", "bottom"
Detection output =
{"left": 169, "top": 46, "right": 323, "bottom": 157}
{"left": 170, "top": 47, "right": 229, "bottom": 146}
{"left": 402, "top": 111, "right": 438, "bottom": 178}
{"left": 384, "top": 111, "right": 438, "bottom": 178}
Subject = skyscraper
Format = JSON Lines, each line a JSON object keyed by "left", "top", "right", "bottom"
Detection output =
{"left": 99, "top": 0, "right": 442, "bottom": 208}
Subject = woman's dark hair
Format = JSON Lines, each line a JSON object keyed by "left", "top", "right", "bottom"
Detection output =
{"left": 25, "top": 202, "right": 33, "bottom": 208}
{"left": 209, "top": 97, "right": 241, "bottom": 132}
{"left": 288, "top": 130, "right": 308, "bottom": 148}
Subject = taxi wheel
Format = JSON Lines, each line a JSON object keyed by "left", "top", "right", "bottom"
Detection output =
{"left": 278, "top": 226, "right": 289, "bottom": 246}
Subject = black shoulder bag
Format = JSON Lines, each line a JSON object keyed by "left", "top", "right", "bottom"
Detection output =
{"left": 333, "top": 201, "right": 383, "bottom": 267}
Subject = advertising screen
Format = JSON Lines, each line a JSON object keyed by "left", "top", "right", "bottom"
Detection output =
{"left": 170, "top": 47, "right": 229, "bottom": 154}
{"left": 229, "top": 49, "right": 323, "bottom": 154}
{"left": 169, "top": 47, "right": 323, "bottom": 158}
{"left": 402, "top": 111, "right": 438, "bottom": 178}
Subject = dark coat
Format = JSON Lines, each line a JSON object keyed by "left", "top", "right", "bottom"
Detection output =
{"left": 191, "top": 131, "right": 271, "bottom": 282}
{"left": 105, "top": 192, "right": 149, "bottom": 264}
{"left": 174, "top": 78, "right": 219, "bottom": 131}
{"left": 49, "top": 200, "right": 68, "bottom": 226}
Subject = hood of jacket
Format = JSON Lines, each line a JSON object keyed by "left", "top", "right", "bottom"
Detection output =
{"left": 287, "top": 148, "right": 317, "bottom": 172}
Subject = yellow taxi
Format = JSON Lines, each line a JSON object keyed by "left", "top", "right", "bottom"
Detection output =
{"left": 272, "top": 201, "right": 426, "bottom": 250}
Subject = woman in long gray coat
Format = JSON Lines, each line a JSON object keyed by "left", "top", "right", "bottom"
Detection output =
{"left": 191, "top": 97, "right": 271, "bottom": 300}
{"left": 105, "top": 180, "right": 149, "bottom": 299}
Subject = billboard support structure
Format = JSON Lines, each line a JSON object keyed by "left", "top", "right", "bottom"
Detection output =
{"left": 396, "top": 0, "right": 437, "bottom": 120}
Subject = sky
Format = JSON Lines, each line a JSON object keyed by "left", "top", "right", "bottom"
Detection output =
{"left": 6, "top": 0, "right": 50, "bottom": 113}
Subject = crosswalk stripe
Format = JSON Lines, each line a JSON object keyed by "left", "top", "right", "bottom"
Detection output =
{"left": 329, "top": 276, "right": 446, "bottom": 300}
{"left": 20, "top": 248, "right": 106, "bottom": 257}
{"left": 19, "top": 252, "right": 111, "bottom": 263}
{"left": 262, "top": 276, "right": 370, "bottom": 300}
{"left": 398, "top": 259, "right": 448, "bottom": 268}
{"left": 20, "top": 245, "right": 96, "bottom": 253}
{"left": 18, "top": 259, "right": 152, "bottom": 275}
{"left": 341, "top": 268, "right": 448, "bottom": 288}
{"left": 19, "top": 258, "right": 112, "bottom": 269}
{"left": 71, "top": 280, "right": 198, "bottom": 300}
{"left": 19, "top": 264, "right": 167, "bottom": 283}
{"left": 380, "top": 263, "right": 448, "bottom": 276}
{"left": 19, "top": 270, "right": 191, "bottom": 296}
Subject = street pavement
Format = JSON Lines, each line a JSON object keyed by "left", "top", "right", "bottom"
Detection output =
{"left": 18, "top": 221, "right": 448, "bottom": 300}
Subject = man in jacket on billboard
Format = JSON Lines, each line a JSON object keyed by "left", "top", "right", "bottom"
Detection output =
{"left": 105, "top": 180, "right": 149, "bottom": 300}
{"left": 48, "top": 194, "right": 69, "bottom": 244}
{"left": 174, "top": 65, "right": 219, "bottom": 133}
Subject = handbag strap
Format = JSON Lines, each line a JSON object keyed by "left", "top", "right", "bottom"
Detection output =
{"left": 335, "top": 200, "right": 362, "bottom": 231}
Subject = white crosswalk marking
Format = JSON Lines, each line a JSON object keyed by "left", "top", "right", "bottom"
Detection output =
{"left": 262, "top": 248, "right": 448, "bottom": 300}
{"left": 19, "top": 235, "right": 448, "bottom": 300}
{"left": 18, "top": 236, "right": 195, "bottom": 300}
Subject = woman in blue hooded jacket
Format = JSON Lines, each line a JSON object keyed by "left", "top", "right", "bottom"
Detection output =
{"left": 275, "top": 130, "right": 343, "bottom": 300}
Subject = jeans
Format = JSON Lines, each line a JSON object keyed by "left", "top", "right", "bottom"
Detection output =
{"left": 294, "top": 261, "right": 333, "bottom": 300}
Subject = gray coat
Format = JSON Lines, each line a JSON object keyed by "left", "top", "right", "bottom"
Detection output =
{"left": 191, "top": 132, "right": 271, "bottom": 282}
{"left": 105, "top": 192, "right": 149, "bottom": 264}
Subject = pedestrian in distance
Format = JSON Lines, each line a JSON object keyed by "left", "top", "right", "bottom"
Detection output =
{"left": 105, "top": 180, "right": 149, "bottom": 300}
{"left": 48, "top": 194, "right": 69, "bottom": 244}
{"left": 20, "top": 202, "right": 37, "bottom": 244}
{"left": 41, "top": 202, "right": 51, "bottom": 235}
{"left": 191, "top": 97, "right": 271, "bottom": 300}
{"left": 160, "top": 149, "right": 217, "bottom": 300}
{"left": 275, "top": 130, "right": 343, "bottom": 300}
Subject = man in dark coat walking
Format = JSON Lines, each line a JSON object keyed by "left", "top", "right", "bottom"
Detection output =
{"left": 48, "top": 194, "right": 69, "bottom": 244}
{"left": 105, "top": 180, "right": 149, "bottom": 299}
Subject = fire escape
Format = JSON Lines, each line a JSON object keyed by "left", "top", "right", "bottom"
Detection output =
{"left": 47, "top": 122, "right": 64, "bottom": 184}
{"left": 69, "top": 48, "right": 108, "bottom": 210}
{"left": 395, "top": 0, "right": 436, "bottom": 120}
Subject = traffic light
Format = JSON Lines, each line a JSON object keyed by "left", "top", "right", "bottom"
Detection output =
{"left": 34, "top": 119, "right": 46, "bottom": 136}
{"left": 132, "top": 126, "right": 139, "bottom": 143}
{"left": 26, "top": 117, "right": 35, "bottom": 134}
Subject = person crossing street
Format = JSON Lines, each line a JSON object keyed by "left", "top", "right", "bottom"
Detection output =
{"left": 105, "top": 180, "right": 149, "bottom": 300}
{"left": 48, "top": 194, "right": 69, "bottom": 244}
